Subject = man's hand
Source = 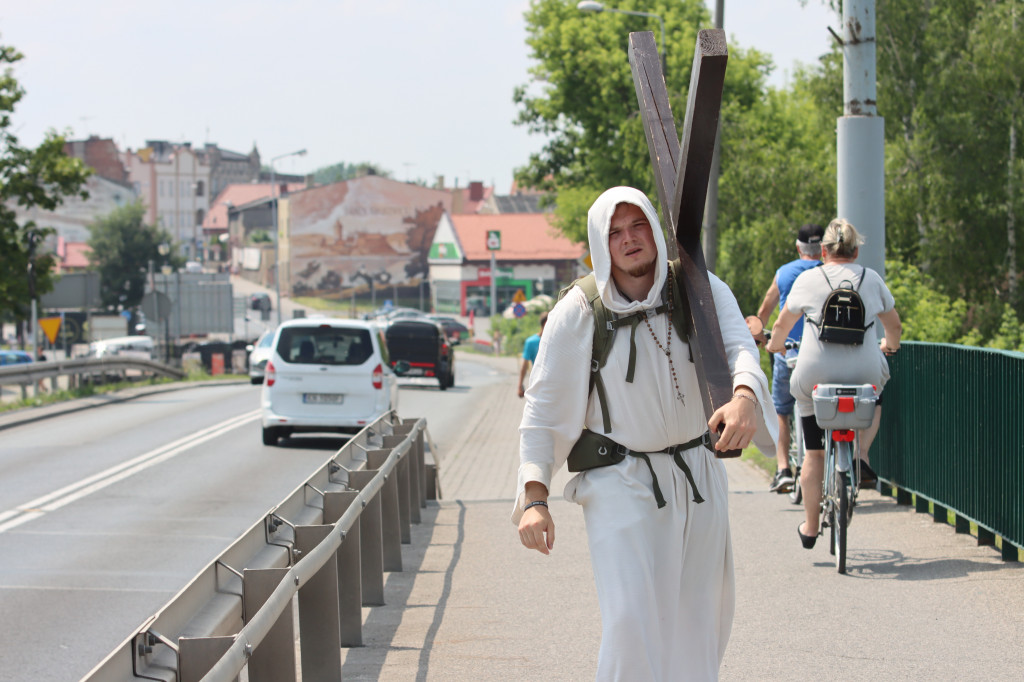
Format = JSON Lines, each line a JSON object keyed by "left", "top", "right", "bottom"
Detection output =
{"left": 518, "top": 384, "right": 526, "bottom": 398}
{"left": 518, "top": 482, "right": 555, "bottom": 555}
{"left": 708, "top": 389, "right": 758, "bottom": 453}
{"left": 518, "top": 504, "right": 555, "bottom": 555}
{"left": 764, "top": 335, "right": 784, "bottom": 354}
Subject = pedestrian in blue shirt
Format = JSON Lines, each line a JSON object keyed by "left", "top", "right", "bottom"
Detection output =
{"left": 517, "top": 312, "right": 548, "bottom": 398}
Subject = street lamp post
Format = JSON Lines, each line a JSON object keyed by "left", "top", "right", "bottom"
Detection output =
{"left": 577, "top": 1, "right": 666, "bottom": 77}
{"left": 270, "top": 148, "right": 307, "bottom": 326}
{"left": 158, "top": 243, "right": 172, "bottom": 363}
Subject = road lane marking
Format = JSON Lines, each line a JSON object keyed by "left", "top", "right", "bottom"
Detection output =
{"left": 0, "top": 410, "right": 260, "bottom": 534}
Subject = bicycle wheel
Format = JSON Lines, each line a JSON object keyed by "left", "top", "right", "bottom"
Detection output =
{"left": 788, "top": 418, "right": 804, "bottom": 505}
{"left": 834, "top": 470, "right": 849, "bottom": 574}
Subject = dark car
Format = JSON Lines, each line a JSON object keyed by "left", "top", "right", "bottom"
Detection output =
{"left": 250, "top": 292, "right": 272, "bottom": 311}
{"left": 384, "top": 319, "right": 455, "bottom": 390}
{"left": 427, "top": 315, "right": 469, "bottom": 345}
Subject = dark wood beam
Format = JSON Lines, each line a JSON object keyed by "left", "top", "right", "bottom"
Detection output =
{"left": 629, "top": 28, "right": 739, "bottom": 457}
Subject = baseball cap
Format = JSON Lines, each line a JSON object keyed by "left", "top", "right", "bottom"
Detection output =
{"left": 797, "top": 223, "right": 824, "bottom": 244}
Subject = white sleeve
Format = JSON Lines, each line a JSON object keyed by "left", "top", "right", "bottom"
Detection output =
{"left": 512, "top": 287, "right": 593, "bottom": 523}
{"left": 711, "top": 274, "right": 779, "bottom": 457}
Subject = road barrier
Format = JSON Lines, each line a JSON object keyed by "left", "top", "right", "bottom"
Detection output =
{"left": 875, "top": 342, "right": 1023, "bottom": 560}
{"left": 82, "top": 411, "right": 438, "bottom": 682}
{"left": 0, "top": 355, "right": 186, "bottom": 387}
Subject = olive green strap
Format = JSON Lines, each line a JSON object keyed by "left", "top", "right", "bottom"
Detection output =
{"left": 593, "top": 371, "right": 613, "bottom": 434}
{"left": 625, "top": 316, "right": 640, "bottom": 384}
{"left": 634, "top": 453, "right": 667, "bottom": 509}
{"left": 672, "top": 450, "right": 705, "bottom": 504}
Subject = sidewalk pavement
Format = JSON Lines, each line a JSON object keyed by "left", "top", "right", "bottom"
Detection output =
{"left": 341, "top": 353, "right": 1024, "bottom": 681}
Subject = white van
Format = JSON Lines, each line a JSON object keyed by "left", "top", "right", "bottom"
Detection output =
{"left": 259, "top": 318, "right": 403, "bottom": 445}
{"left": 89, "top": 335, "right": 156, "bottom": 360}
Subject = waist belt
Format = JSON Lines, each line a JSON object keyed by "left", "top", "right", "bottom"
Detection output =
{"left": 567, "top": 430, "right": 713, "bottom": 508}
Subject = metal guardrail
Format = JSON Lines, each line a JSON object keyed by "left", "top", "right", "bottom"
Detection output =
{"left": 0, "top": 356, "right": 186, "bottom": 385}
{"left": 82, "top": 411, "right": 438, "bottom": 682}
{"left": 874, "top": 341, "right": 1023, "bottom": 559}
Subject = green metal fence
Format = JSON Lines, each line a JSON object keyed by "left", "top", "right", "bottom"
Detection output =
{"left": 874, "top": 341, "right": 1023, "bottom": 559}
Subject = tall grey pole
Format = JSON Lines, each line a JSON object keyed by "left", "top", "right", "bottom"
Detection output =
{"left": 490, "top": 252, "right": 497, "bottom": 318}
{"left": 271, "top": 164, "right": 282, "bottom": 327}
{"left": 701, "top": 0, "right": 724, "bottom": 272}
{"left": 837, "top": 0, "right": 885, "bottom": 278}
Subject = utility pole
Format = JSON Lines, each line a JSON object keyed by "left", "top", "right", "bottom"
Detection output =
{"left": 837, "top": 0, "right": 885, "bottom": 278}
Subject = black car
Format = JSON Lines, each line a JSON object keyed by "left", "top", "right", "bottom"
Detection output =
{"left": 249, "top": 292, "right": 272, "bottom": 311}
{"left": 384, "top": 319, "right": 455, "bottom": 390}
{"left": 428, "top": 315, "right": 469, "bottom": 345}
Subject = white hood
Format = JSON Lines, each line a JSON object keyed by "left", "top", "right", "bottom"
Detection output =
{"left": 587, "top": 187, "right": 669, "bottom": 315}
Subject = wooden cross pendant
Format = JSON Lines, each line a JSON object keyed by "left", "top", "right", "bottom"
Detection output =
{"left": 628, "top": 29, "right": 740, "bottom": 457}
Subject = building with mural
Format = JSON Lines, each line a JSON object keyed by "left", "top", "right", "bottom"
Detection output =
{"left": 281, "top": 176, "right": 453, "bottom": 299}
{"left": 428, "top": 212, "right": 585, "bottom": 315}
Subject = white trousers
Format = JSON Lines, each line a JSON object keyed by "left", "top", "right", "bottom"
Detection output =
{"left": 570, "top": 449, "right": 734, "bottom": 682}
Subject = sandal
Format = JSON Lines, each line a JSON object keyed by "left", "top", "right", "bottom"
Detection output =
{"left": 797, "top": 522, "right": 817, "bottom": 550}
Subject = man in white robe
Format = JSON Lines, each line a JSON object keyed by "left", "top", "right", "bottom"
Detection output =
{"left": 514, "top": 187, "right": 777, "bottom": 681}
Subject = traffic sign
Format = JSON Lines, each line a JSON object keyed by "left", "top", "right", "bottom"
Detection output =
{"left": 39, "top": 317, "right": 61, "bottom": 345}
{"left": 486, "top": 230, "right": 501, "bottom": 250}
{"left": 513, "top": 303, "right": 526, "bottom": 318}
{"left": 513, "top": 289, "right": 527, "bottom": 304}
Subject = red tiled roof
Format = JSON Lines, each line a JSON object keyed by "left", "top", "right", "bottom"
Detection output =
{"left": 203, "top": 183, "right": 303, "bottom": 232}
{"left": 61, "top": 242, "right": 92, "bottom": 270}
{"left": 450, "top": 213, "right": 584, "bottom": 262}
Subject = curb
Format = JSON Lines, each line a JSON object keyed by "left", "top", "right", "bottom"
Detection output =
{"left": 0, "top": 379, "right": 250, "bottom": 432}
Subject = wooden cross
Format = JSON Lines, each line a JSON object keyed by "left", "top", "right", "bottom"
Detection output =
{"left": 628, "top": 29, "right": 740, "bottom": 457}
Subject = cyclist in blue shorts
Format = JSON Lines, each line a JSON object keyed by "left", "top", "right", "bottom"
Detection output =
{"left": 517, "top": 311, "right": 548, "bottom": 398}
{"left": 756, "top": 223, "right": 824, "bottom": 493}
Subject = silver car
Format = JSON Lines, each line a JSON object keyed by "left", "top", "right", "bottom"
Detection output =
{"left": 259, "top": 318, "right": 401, "bottom": 445}
{"left": 247, "top": 329, "right": 275, "bottom": 384}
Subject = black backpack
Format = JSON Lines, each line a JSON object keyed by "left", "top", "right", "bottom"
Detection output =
{"left": 808, "top": 266, "right": 874, "bottom": 345}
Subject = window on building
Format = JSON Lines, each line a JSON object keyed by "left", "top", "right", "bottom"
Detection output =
{"left": 195, "top": 180, "right": 204, "bottom": 197}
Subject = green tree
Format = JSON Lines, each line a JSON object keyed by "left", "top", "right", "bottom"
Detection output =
{"left": 876, "top": 0, "right": 1023, "bottom": 338}
{"left": 514, "top": 0, "right": 773, "bottom": 243}
{"left": 0, "top": 42, "right": 91, "bottom": 331}
{"left": 87, "top": 201, "right": 180, "bottom": 309}
{"left": 311, "top": 161, "right": 391, "bottom": 185}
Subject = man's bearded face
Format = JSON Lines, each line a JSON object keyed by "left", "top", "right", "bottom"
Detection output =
{"left": 609, "top": 203, "right": 657, "bottom": 281}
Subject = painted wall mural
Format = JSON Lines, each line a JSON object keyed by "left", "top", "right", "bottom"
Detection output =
{"left": 287, "top": 176, "right": 452, "bottom": 297}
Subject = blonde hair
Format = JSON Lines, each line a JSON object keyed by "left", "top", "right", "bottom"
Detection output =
{"left": 822, "top": 218, "right": 865, "bottom": 258}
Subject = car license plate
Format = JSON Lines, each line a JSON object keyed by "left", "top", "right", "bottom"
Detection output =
{"left": 303, "top": 393, "right": 344, "bottom": 404}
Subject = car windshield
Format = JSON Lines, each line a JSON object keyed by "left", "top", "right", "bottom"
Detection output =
{"left": 258, "top": 331, "right": 274, "bottom": 348}
{"left": 277, "top": 326, "right": 373, "bottom": 366}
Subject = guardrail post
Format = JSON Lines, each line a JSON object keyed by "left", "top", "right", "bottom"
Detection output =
{"left": 383, "top": 435, "right": 412, "bottom": 543}
{"left": 367, "top": 449, "right": 403, "bottom": 571}
{"left": 178, "top": 636, "right": 237, "bottom": 682}
{"left": 394, "top": 421, "right": 423, "bottom": 521}
{"left": 932, "top": 502, "right": 948, "bottom": 524}
{"left": 400, "top": 418, "right": 428, "bottom": 509}
{"left": 295, "top": 525, "right": 342, "bottom": 682}
{"left": 243, "top": 567, "right": 297, "bottom": 682}
{"left": 349, "top": 471, "right": 385, "bottom": 605}
{"left": 954, "top": 514, "right": 971, "bottom": 534}
{"left": 325, "top": 491, "right": 363, "bottom": 647}
{"left": 1001, "top": 540, "right": 1019, "bottom": 562}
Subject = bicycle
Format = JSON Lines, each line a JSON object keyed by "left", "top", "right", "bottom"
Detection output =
{"left": 745, "top": 316, "right": 804, "bottom": 502}
{"left": 811, "top": 383, "right": 878, "bottom": 574}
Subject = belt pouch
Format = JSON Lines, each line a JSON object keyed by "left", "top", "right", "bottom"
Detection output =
{"left": 567, "top": 429, "right": 625, "bottom": 472}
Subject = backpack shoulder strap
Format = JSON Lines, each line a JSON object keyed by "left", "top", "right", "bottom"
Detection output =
{"left": 564, "top": 274, "right": 616, "bottom": 434}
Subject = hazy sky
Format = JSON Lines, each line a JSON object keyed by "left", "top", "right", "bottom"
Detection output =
{"left": 2, "top": 1, "right": 838, "bottom": 194}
